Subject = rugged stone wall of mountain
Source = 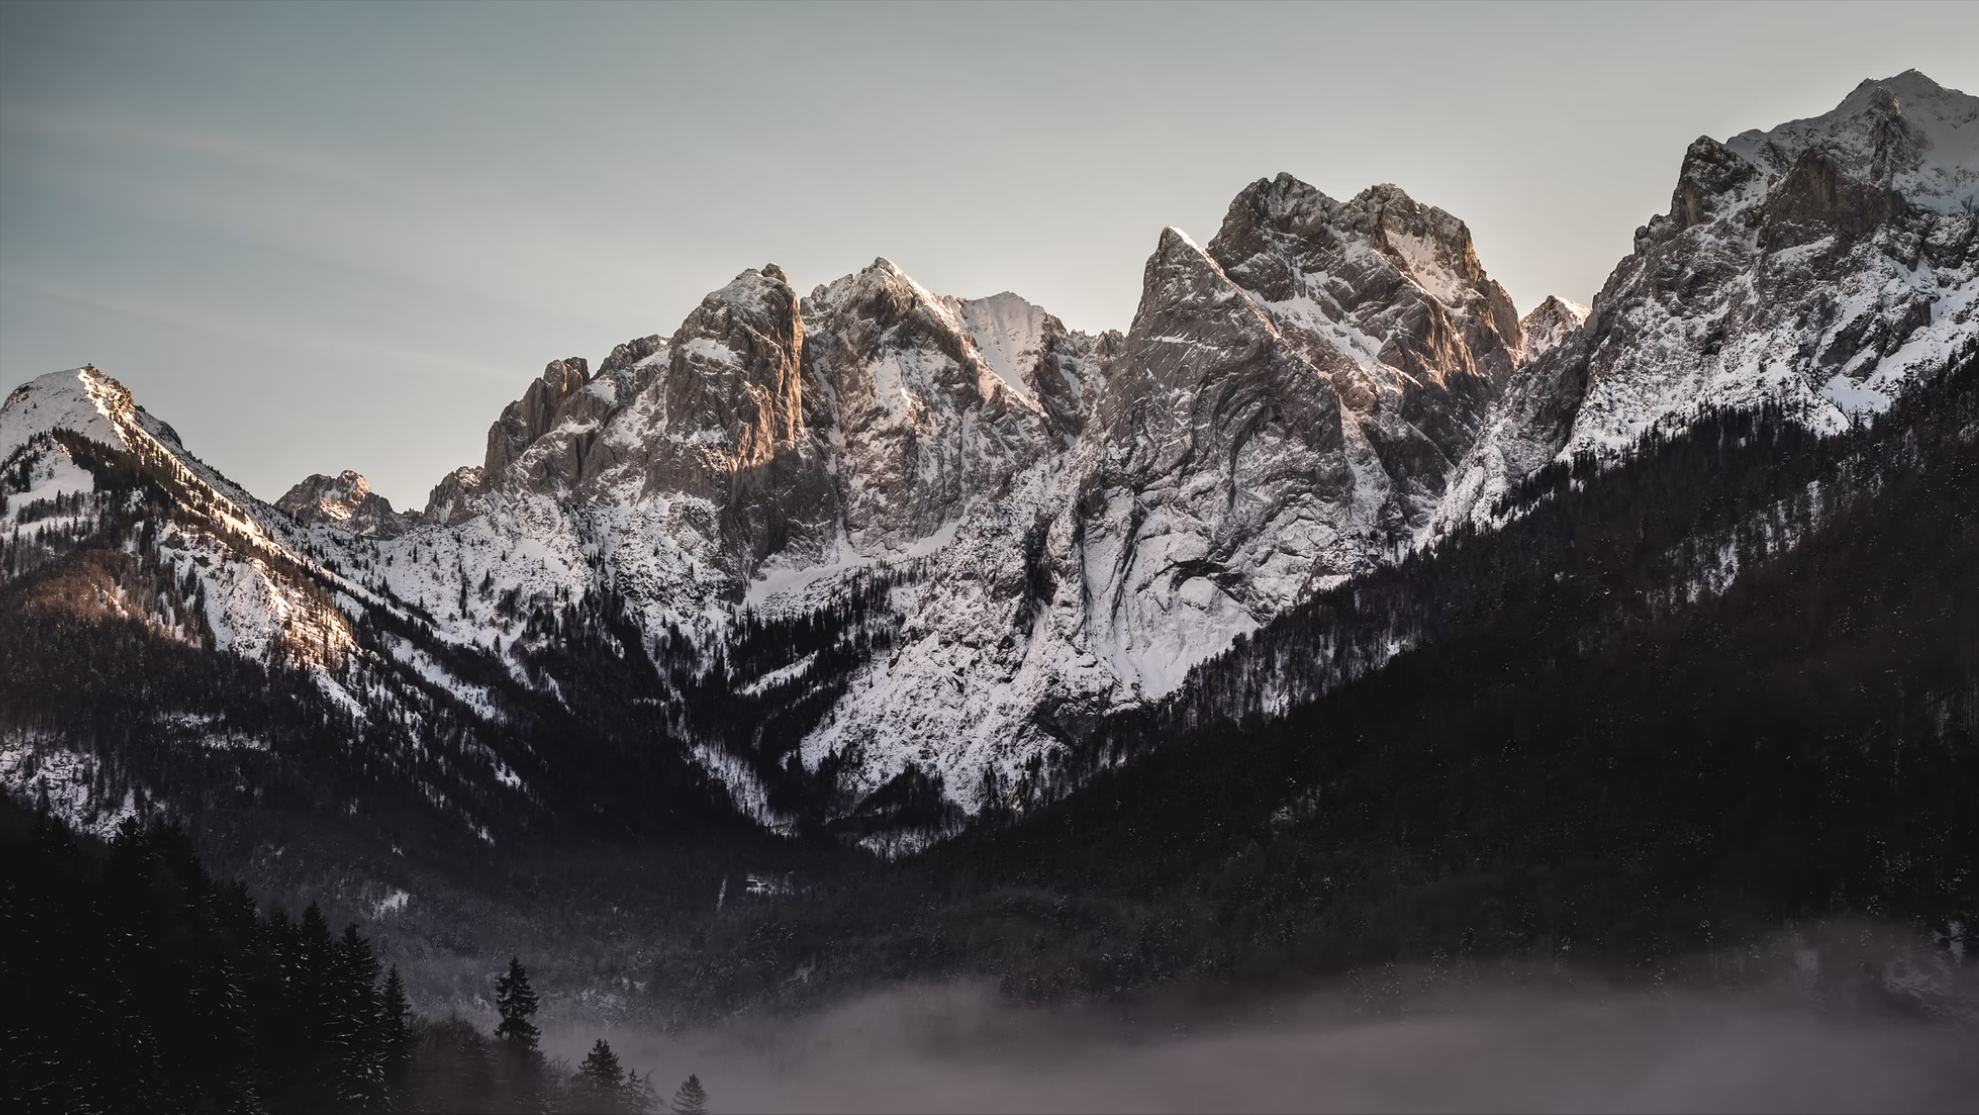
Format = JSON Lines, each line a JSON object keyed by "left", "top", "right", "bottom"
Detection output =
{"left": 1076, "top": 227, "right": 1355, "bottom": 697}
{"left": 0, "top": 177, "right": 1565, "bottom": 824}
{"left": 1436, "top": 69, "right": 1979, "bottom": 534}
{"left": 801, "top": 261, "right": 1055, "bottom": 553}
{"left": 1519, "top": 296, "right": 1589, "bottom": 362}
{"left": 1209, "top": 176, "right": 1524, "bottom": 536}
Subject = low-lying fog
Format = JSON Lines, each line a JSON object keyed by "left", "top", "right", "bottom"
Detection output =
{"left": 547, "top": 976, "right": 1978, "bottom": 1113}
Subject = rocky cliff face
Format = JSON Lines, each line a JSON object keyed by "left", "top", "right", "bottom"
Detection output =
{"left": 801, "top": 261, "right": 1057, "bottom": 554}
{"left": 1076, "top": 227, "right": 1356, "bottom": 695}
{"left": 1437, "top": 69, "right": 1979, "bottom": 534}
{"left": 1205, "top": 176, "right": 1527, "bottom": 542}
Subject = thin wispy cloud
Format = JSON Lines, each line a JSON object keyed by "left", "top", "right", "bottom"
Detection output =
{"left": 1, "top": 269, "right": 520, "bottom": 386}
{"left": 2, "top": 104, "right": 659, "bottom": 329}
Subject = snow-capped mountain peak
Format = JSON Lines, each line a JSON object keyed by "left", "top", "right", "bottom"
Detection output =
{"left": 14, "top": 73, "right": 1970, "bottom": 842}
{"left": 1435, "top": 70, "right": 1978, "bottom": 536}
{"left": 1, "top": 366, "right": 135, "bottom": 463}
{"left": 276, "top": 470, "right": 412, "bottom": 538}
{"left": 2, "top": 365, "right": 358, "bottom": 669}
{"left": 1726, "top": 69, "right": 1979, "bottom": 212}
{"left": 1519, "top": 296, "right": 1589, "bottom": 361}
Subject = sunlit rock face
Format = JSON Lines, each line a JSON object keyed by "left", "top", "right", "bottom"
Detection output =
{"left": 0, "top": 172, "right": 1543, "bottom": 823}
{"left": 277, "top": 471, "right": 413, "bottom": 539}
{"left": 1436, "top": 70, "right": 1979, "bottom": 535}
{"left": 1205, "top": 174, "right": 1528, "bottom": 544}
{"left": 482, "top": 357, "right": 595, "bottom": 485}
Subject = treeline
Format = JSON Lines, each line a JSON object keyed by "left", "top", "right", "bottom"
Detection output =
{"left": 0, "top": 813, "right": 709, "bottom": 1113}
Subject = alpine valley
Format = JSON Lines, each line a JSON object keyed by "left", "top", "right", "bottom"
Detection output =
{"left": 4, "top": 70, "right": 1976, "bottom": 1028}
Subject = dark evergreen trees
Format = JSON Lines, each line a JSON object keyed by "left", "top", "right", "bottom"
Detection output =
{"left": 490, "top": 956, "right": 546, "bottom": 1113}
{"left": 655, "top": 352, "right": 1979, "bottom": 1016}
{"left": 493, "top": 956, "right": 541, "bottom": 1052}
{"left": 1, "top": 815, "right": 393, "bottom": 1112}
{"left": 623, "top": 1070, "right": 660, "bottom": 1114}
{"left": 331, "top": 922, "right": 385, "bottom": 1110}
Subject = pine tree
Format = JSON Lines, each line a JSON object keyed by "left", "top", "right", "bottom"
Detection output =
{"left": 331, "top": 922, "right": 384, "bottom": 1111}
{"left": 621, "top": 1068, "right": 660, "bottom": 1115}
{"left": 492, "top": 957, "right": 545, "bottom": 1112}
{"left": 380, "top": 965, "right": 413, "bottom": 1093}
{"left": 296, "top": 901, "right": 340, "bottom": 1106}
{"left": 492, "top": 957, "right": 540, "bottom": 1052}
{"left": 574, "top": 1039, "right": 627, "bottom": 1113}
{"left": 670, "top": 1073, "right": 709, "bottom": 1115}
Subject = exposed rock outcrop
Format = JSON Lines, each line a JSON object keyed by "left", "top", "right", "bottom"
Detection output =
{"left": 1519, "top": 296, "right": 1589, "bottom": 362}
{"left": 276, "top": 470, "right": 413, "bottom": 538}
{"left": 1436, "top": 70, "right": 1979, "bottom": 535}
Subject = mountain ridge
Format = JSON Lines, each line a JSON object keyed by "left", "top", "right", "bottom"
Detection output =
{"left": 4, "top": 70, "right": 1973, "bottom": 851}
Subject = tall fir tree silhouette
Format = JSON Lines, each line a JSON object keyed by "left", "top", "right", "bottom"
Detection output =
{"left": 331, "top": 922, "right": 384, "bottom": 1111}
{"left": 379, "top": 964, "right": 413, "bottom": 1098}
{"left": 671, "top": 1073, "right": 709, "bottom": 1115}
{"left": 575, "top": 1039, "right": 627, "bottom": 1113}
{"left": 491, "top": 956, "right": 546, "bottom": 1113}
{"left": 493, "top": 957, "right": 540, "bottom": 1051}
{"left": 296, "top": 901, "right": 340, "bottom": 1103}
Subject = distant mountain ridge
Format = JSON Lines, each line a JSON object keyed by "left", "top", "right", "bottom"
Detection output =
{"left": 4, "top": 70, "right": 1975, "bottom": 860}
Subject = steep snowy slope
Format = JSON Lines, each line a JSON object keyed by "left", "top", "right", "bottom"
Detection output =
{"left": 0, "top": 366, "right": 758, "bottom": 866}
{"left": 3, "top": 367, "right": 358, "bottom": 668}
{"left": 784, "top": 185, "right": 1536, "bottom": 812}
{"left": 221, "top": 172, "right": 1526, "bottom": 826}
{"left": 1438, "top": 70, "right": 1979, "bottom": 532}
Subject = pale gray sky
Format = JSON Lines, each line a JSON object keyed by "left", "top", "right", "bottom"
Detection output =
{"left": 4, "top": 1, "right": 1976, "bottom": 508}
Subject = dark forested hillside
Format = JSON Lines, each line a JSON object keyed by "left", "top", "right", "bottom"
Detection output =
{"left": 653, "top": 355, "right": 1979, "bottom": 1017}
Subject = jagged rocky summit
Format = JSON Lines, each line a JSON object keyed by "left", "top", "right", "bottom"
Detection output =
{"left": 325, "top": 171, "right": 1546, "bottom": 821}
{"left": 1437, "top": 68, "right": 1979, "bottom": 533}
{"left": 5, "top": 70, "right": 1973, "bottom": 843}
{"left": 1519, "top": 296, "right": 1589, "bottom": 361}
{"left": 276, "top": 471, "right": 413, "bottom": 538}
